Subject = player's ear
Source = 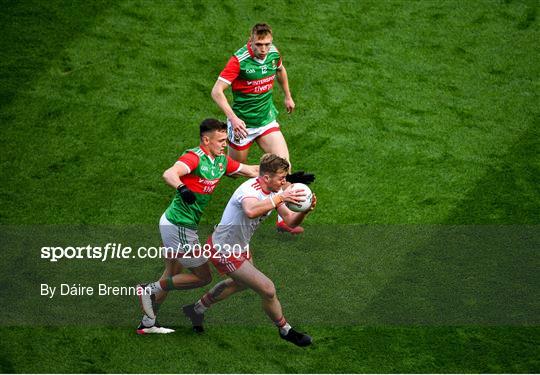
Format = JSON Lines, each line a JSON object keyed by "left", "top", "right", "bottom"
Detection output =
{"left": 201, "top": 135, "right": 210, "bottom": 145}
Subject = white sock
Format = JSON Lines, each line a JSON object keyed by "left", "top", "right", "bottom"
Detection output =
{"left": 194, "top": 300, "right": 208, "bottom": 314}
{"left": 141, "top": 314, "right": 155, "bottom": 327}
{"left": 194, "top": 292, "right": 216, "bottom": 314}
{"left": 279, "top": 323, "right": 292, "bottom": 335}
{"left": 148, "top": 281, "right": 162, "bottom": 295}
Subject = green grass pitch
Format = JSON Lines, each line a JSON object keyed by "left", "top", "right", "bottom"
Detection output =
{"left": 1, "top": 0, "right": 539, "bottom": 373}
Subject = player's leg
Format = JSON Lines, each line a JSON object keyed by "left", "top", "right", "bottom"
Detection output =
{"left": 139, "top": 261, "right": 212, "bottom": 335}
{"left": 138, "top": 263, "right": 212, "bottom": 335}
{"left": 183, "top": 259, "right": 268, "bottom": 332}
{"left": 139, "top": 222, "right": 198, "bottom": 316}
{"left": 140, "top": 252, "right": 212, "bottom": 318}
{"left": 183, "top": 277, "right": 247, "bottom": 332}
{"left": 227, "top": 147, "right": 250, "bottom": 163}
{"left": 189, "top": 255, "right": 257, "bottom": 316}
{"left": 186, "top": 257, "right": 311, "bottom": 345}
{"left": 137, "top": 216, "right": 210, "bottom": 333}
{"left": 230, "top": 260, "right": 283, "bottom": 320}
{"left": 147, "top": 261, "right": 212, "bottom": 294}
{"left": 256, "top": 128, "right": 304, "bottom": 234}
{"left": 227, "top": 261, "right": 311, "bottom": 346}
{"left": 231, "top": 261, "right": 311, "bottom": 346}
{"left": 183, "top": 253, "right": 252, "bottom": 332}
{"left": 226, "top": 119, "right": 253, "bottom": 163}
{"left": 200, "top": 277, "right": 248, "bottom": 305}
{"left": 255, "top": 128, "right": 290, "bottom": 163}
{"left": 136, "top": 258, "right": 180, "bottom": 334}
{"left": 153, "top": 258, "right": 182, "bottom": 307}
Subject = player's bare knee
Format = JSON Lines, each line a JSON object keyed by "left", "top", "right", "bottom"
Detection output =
{"left": 259, "top": 281, "right": 276, "bottom": 300}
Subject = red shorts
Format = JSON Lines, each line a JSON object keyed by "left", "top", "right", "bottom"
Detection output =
{"left": 206, "top": 236, "right": 251, "bottom": 275}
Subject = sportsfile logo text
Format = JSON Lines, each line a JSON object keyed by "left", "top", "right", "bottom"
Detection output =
{"left": 40, "top": 243, "right": 249, "bottom": 262}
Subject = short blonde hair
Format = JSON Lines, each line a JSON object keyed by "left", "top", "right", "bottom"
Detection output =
{"left": 259, "top": 153, "right": 289, "bottom": 176}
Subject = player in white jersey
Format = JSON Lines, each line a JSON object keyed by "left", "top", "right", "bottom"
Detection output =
{"left": 182, "top": 154, "right": 316, "bottom": 347}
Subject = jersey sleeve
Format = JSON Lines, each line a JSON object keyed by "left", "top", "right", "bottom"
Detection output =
{"left": 236, "top": 181, "right": 259, "bottom": 205}
{"left": 218, "top": 56, "right": 240, "bottom": 85}
{"left": 225, "top": 155, "right": 242, "bottom": 175}
{"left": 176, "top": 151, "right": 200, "bottom": 173}
{"left": 273, "top": 45, "right": 283, "bottom": 69}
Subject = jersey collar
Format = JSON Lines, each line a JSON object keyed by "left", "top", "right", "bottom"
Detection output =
{"left": 256, "top": 177, "right": 271, "bottom": 195}
{"left": 199, "top": 145, "right": 215, "bottom": 163}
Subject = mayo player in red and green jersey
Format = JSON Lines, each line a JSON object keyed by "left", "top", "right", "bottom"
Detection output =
{"left": 211, "top": 23, "right": 314, "bottom": 234}
{"left": 136, "top": 119, "right": 258, "bottom": 334}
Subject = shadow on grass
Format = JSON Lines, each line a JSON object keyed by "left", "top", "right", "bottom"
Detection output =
{"left": 362, "top": 124, "right": 539, "bottom": 325}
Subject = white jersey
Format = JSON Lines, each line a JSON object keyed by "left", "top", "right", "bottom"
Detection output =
{"left": 212, "top": 177, "right": 277, "bottom": 252}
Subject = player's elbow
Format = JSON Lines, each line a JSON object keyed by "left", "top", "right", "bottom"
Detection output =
{"left": 210, "top": 84, "right": 222, "bottom": 101}
{"left": 162, "top": 169, "right": 172, "bottom": 182}
{"left": 244, "top": 209, "right": 259, "bottom": 220}
{"left": 162, "top": 169, "right": 178, "bottom": 187}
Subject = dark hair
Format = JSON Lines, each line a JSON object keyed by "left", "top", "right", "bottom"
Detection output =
{"left": 259, "top": 153, "right": 289, "bottom": 176}
{"left": 200, "top": 118, "right": 227, "bottom": 138}
{"left": 251, "top": 23, "right": 272, "bottom": 38}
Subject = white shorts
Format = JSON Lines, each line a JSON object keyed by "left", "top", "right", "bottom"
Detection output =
{"left": 159, "top": 213, "right": 208, "bottom": 268}
{"left": 227, "top": 120, "right": 280, "bottom": 151}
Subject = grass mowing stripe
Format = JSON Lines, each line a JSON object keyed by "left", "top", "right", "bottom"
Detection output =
{"left": 1, "top": 0, "right": 538, "bottom": 372}
{"left": 4, "top": 225, "right": 535, "bottom": 327}
{"left": 2, "top": 0, "right": 538, "bottom": 225}
{"left": 0, "top": 326, "right": 538, "bottom": 373}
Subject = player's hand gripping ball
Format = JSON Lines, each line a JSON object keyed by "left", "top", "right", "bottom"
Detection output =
{"left": 285, "top": 183, "right": 313, "bottom": 212}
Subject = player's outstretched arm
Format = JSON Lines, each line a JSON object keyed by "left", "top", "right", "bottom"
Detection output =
{"left": 211, "top": 80, "right": 248, "bottom": 138}
{"left": 233, "top": 164, "right": 260, "bottom": 178}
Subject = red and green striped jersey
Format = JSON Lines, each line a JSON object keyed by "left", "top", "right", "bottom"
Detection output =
{"left": 219, "top": 41, "right": 282, "bottom": 128}
{"left": 164, "top": 146, "right": 240, "bottom": 228}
